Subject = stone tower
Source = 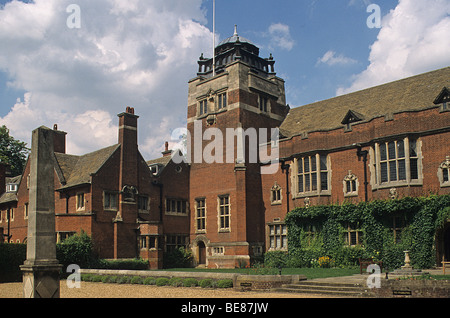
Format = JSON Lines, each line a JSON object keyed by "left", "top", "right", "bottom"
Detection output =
{"left": 187, "top": 26, "right": 289, "bottom": 268}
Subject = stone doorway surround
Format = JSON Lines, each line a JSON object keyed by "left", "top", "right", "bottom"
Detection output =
{"left": 191, "top": 235, "right": 210, "bottom": 267}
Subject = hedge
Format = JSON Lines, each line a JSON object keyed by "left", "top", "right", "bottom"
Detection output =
{"left": 283, "top": 194, "right": 450, "bottom": 270}
{"left": 0, "top": 243, "right": 26, "bottom": 283}
{"left": 0, "top": 232, "right": 149, "bottom": 282}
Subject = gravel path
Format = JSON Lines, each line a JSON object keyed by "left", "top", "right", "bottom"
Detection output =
{"left": 0, "top": 281, "right": 332, "bottom": 298}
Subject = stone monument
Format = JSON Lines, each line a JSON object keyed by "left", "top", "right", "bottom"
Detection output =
{"left": 389, "top": 250, "right": 428, "bottom": 277}
{"left": 21, "top": 127, "right": 62, "bottom": 298}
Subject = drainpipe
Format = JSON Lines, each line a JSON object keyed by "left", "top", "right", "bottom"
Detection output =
{"left": 356, "top": 145, "right": 369, "bottom": 202}
{"left": 281, "top": 161, "right": 290, "bottom": 213}
{"left": 7, "top": 208, "right": 11, "bottom": 242}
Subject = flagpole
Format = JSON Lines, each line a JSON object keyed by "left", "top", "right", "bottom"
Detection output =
{"left": 212, "top": 0, "right": 216, "bottom": 77}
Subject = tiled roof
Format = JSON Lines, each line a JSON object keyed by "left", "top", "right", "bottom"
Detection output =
{"left": 280, "top": 66, "right": 450, "bottom": 138}
{"left": 55, "top": 144, "right": 120, "bottom": 189}
{"left": 0, "top": 176, "right": 22, "bottom": 204}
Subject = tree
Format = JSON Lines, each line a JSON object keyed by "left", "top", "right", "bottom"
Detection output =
{"left": 0, "top": 125, "right": 29, "bottom": 177}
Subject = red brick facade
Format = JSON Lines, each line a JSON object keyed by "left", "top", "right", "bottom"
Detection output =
{"left": 1, "top": 30, "right": 449, "bottom": 269}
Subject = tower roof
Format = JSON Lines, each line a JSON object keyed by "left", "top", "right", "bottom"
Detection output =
{"left": 217, "top": 25, "right": 254, "bottom": 47}
{"left": 196, "top": 25, "right": 275, "bottom": 78}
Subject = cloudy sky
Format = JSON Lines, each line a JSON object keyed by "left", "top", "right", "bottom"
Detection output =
{"left": 0, "top": 0, "right": 449, "bottom": 160}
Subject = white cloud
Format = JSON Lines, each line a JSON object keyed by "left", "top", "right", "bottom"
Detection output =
{"left": 267, "top": 23, "right": 295, "bottom": 51}
{"left": 317, "top": 50, "right": 357, "bottom": 66}
{"left": 0, "top": 0, "right": 212, "bottom": 159}
{"left": 337, "top": 0, "right": 450, "bottom": 95}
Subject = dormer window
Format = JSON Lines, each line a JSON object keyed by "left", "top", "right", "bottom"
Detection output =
{"left": 434, "top": 87, "right": 450, "bottom": 112}
{"left": 6, "top": 184, "right": 18, "bottom": 193}
{"left": 341, "top": 110, "right": 364, "bottom": 131}
{"left": 149, "top": 164, "right": 162, "bottom": 176}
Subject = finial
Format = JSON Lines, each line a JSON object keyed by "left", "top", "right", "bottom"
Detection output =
{"left": 234, "top": 24, "right": 238, "bottom": 36}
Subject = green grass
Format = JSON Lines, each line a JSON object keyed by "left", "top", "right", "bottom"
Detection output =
{"left": 157, "top": 267, "right": 361, "bottom": 279}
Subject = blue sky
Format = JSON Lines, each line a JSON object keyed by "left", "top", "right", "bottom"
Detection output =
{"left": 0, "top": 0, "right": 449, "bottom": 159}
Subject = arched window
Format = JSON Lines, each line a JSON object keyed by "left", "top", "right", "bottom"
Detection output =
{"left": 343, "top": 170, "right": 358, "bottom": 197}
{"left": 439, "top": 156, "right": 450, "bottom": 187}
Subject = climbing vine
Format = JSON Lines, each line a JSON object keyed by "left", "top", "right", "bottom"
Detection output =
{"left": 282, "top": 194, "right": 450, "bottom": 270}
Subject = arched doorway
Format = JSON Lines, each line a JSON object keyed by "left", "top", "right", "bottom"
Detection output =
{"left": 192, "top": 235, "right": 209, "bottom": 267}
{"left": 198, "top": 241, "right": 206, "bottom": 265}
{"left": 437, "top": 222, "right": 450, "bottom": 266}
{"left": 444, "top": 227, "right": 450, "bottom": 262}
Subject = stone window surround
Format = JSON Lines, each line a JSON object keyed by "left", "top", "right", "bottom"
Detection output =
{"left": 438, "top": 155, "right": 450, "bottom": 188}
{"left": 369, "top": 137, "right": 423, "bottom": 190}
{"left": 291, "top": 154, "right": 332, "bottom": 199}
{"left": 195, "top": 197, "right": 207, "bottom": 234}
{"left": 217, "top": 194, "right": 231, "bottom": 233}
{"left": 343, "top": 170, "right": 359, "bottom": 197}
{"left": 270, "top": 182, "right": 282, "bottom": 205}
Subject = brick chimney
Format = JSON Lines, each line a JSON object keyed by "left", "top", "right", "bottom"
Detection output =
{"left": 162, "top": 141, "right": 172, "bottom": 157}
{"left": 117, "top": 106, "right": 139, "bottom": 198}
{"left": 52, "top": 124, "right": 67, "bottom": 154}
{"left": 115, "top": 107, "right": 140, "bottom": 259}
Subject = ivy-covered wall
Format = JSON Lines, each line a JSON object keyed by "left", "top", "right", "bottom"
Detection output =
{"left": 283, "top": 195, "right": 450, "bottom": 270}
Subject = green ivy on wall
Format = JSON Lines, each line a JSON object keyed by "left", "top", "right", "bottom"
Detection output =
{"left": 282, "top": 194, "right": 450, "bottom": 270}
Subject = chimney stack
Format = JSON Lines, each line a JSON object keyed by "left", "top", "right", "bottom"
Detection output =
{"left": 162, "top": 141, "right": 172, "bottom": 157}
{"left": 52, "top": 124, "right": 67, "bottom": 154}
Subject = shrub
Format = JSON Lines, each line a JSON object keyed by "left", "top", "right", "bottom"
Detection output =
{"left": 264, "top": 250, "right": 288, "bottom": 269}
{"left": 56, "top": 231, "right": 95, "bottom": 271}
{"left": 143, "top": 277, "right": 156, "bottom": 285}
{"left": 163, "top": 247, "right": 193, "bottom": 269}
{"left": 107, "top": 275, "right": 120, "bottom": 283}
{"left": 130, "top": 276, "right": 143, "bottom": 284}
{"left": 183, "top": 278, "right": 198, "bottom": 287}
{"left": 169, "top": 277, "right": 184, "bottom": 287}
{"left": 116, "top": 276, "right": 131, "bottom": 284}
{"left": 0, "top": 243, "right": 26, "bottom": 283}
{"left": 156, "top": 277, "right": 170, "bottom": 286}
{"left": 199, "top": 278, "right": 214, "bottom": 288}
{"left": 95, "top": 258, "right": 149, "bottom": 270}
{"left": 217, "top": 279, "right": 233, "bottom": 288}
{"left": 91, "top": 275, "right": 103, "bottom": 283}
{"left": 80, "top": 274, "right": 93, "bottom": 282}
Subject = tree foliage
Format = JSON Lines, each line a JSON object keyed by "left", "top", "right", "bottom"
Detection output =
{"left": 0, "top": 125, "right": 29, "bottom": 176}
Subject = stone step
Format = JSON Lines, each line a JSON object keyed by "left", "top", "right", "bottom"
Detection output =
{"left": 274, "top": 280, "right": 371, "bottom": 297}
{"left": 275, "top": 287, "right": 366, "bottom": 297}
{"left": 282, "top": 282, "right": 363, "bottom": 292}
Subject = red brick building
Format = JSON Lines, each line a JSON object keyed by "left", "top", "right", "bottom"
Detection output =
{"left": 1, "top": 29, "right": 449, "bottom": 268}
{"left": 0, "top": 107, "right": 190, "bottom": 268}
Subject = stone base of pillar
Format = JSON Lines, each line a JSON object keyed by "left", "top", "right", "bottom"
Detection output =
{"left": 21, "top": 261, "right": 62, "bottom": 298}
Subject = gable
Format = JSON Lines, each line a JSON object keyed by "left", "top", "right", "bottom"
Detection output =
{"left": 433, "top": 87, "right": 450, "bottom": 105}
{"left": 341, "top": 109, "right": 365, "bottom": 125}
{"left": 55, "top": 144, "right": 120, "bottom": 189}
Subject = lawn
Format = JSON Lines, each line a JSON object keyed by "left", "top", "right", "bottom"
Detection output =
{"left": 158, "top": 267, "right": 361, "bottom": 279}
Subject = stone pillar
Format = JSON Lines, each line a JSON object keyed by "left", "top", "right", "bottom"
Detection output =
{"left": 21, "top": 127, "right": 62, "bottom": 298}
